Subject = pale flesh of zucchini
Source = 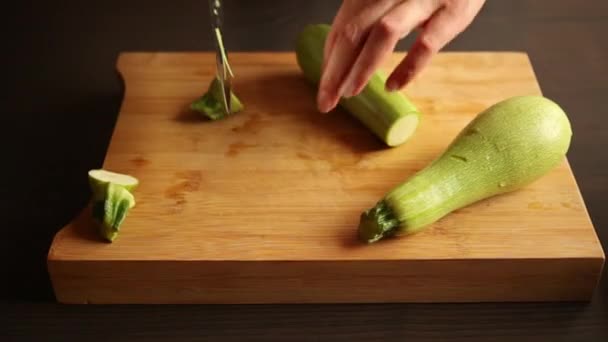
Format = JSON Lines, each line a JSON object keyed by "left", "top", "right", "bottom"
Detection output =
{"left": 89, "top": 169, "right": 138, "bottom": 199}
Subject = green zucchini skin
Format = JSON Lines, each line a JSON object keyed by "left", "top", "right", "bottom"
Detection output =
{"left": 191, "top": 77, "right": 244, "bottom": 120}
{"left": 91, "top": 183, "right": 136, "bottom": 243}
{"left": 295, "top": 24, "right": 421, "bottom": 147}
{"left": 359, "top": 95, "right": 573, "bottom": 243}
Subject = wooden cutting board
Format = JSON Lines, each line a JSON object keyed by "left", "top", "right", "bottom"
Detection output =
{"left": 47, "top": 52, "right": 604, "bottom": 304}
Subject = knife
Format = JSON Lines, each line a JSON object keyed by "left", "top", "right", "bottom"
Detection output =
{"left": 209, "top": 0, "right": 233, "bottom": 114}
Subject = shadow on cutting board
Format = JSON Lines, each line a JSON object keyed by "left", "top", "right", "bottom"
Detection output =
{"left": 66, "top": 205, "right": 108, "bottom": 244}
{"left": 176, "top": 71, "right": 386, "bottom": 156}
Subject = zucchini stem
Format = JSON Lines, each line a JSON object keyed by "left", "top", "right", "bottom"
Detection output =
{"left": 358, "top": 200, "right": 401, "bottom": 243}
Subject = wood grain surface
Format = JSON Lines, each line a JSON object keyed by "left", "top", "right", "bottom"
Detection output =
{"left": 47, "top": 52, "right": 604, "bottom": 304}
{"left": 4, "top": 0, "right": 608, "bottom": 340}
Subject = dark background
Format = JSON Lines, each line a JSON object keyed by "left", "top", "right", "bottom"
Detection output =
{"left": 3, "top": 0, "right": 607, "bottom": 340}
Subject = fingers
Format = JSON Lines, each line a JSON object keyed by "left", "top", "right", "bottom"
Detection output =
{"left": 322, "top": 31, "right": 336, "bottom": 71}
{"left": 317, "top": 23, "right": 364, "bottom": 113}
{"left": 322, "top": 4, "right": 349, "bottom": 70}
{"left": 387, "top": 0, "right": 486, "bottom": 90}
{"left": 319, "top": 0, "right": 484, "bottom": 111}
{"left": 318, "top": 0, "right": 401, "bottom": 113}
{"left": 340, "top": 0, "right": 440, "bottom": 97}
{"left": 338, "top": 27, "right": 399, "bottom": 98}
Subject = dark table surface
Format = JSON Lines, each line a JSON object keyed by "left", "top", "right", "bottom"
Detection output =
{"left": 3, "top": 0, "right": 607, "bottom": 340}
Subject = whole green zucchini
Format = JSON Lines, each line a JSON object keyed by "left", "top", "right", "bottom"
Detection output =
{"left": 358, "top": 95, "right": 572, "bottom": 243}
{"left": 295, "top": 24, "right": 421, "bottom": 147}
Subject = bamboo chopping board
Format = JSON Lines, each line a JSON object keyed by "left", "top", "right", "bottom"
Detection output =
{"left": 48, "top": 52, "right": 604, "bottom": 304}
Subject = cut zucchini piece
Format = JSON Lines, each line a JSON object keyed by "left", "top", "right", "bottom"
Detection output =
{"left": 92, "top": 183, "right": 136, "bottom": 242}
{"left": 295, "top": 23, "right": 421, "bottom": 147}
{"left": 88, "top": 169, "right": 138, "bottom": 242}
{"left": 191, "top": 77, "right": 244, "bottom": 120}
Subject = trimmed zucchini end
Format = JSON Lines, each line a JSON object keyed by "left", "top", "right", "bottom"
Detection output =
{"left": 89, "top": 173, "right": 137, "bottom": 243}
{"left": 191, "top": 77, "right": 244, "bottom": 120}
{"left": 190, "top": 92, "right": 226, "bottom": 120}
{"left": 358, "top": 200, "right": 401, "bottom": 243}
{"left": 99, "top": 224, "right": 119, "bottom": 242}
{"left": 385, "top": 115, "right": 419, "bottom": 147}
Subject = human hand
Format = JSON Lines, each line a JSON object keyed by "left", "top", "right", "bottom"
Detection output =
{"left": 317, "top": 0, "right": 485, "bottom": 113}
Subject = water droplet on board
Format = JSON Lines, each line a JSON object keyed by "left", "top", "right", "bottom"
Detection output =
{"left": 466, "top": 127, "right": 480, "bottom": 136}
{"left": 528, "top": 201, "right": 543, "bottom": 210}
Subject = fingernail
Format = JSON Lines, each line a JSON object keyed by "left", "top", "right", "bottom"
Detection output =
{"left": 351, "top": 83, "right": 366, "bottom": 97}
{"left": 386, "top": 79, "right": 399, "bottom": 92}
{"left": 317, "top": 89, "right": 332, "bottom": 113}
{"left": 340, "top": 82, "right": 354, "bottom": 98}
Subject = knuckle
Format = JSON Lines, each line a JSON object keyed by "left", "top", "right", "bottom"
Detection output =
{"left": 376, "top": 17, "right": 400, "bottom": 38}
{"left": 442, "top": 0, "right": 459, "bottom": 8}
{"left": 418, "top": 34, "right": 440, "bottom": 53}
{"left": 338, "top": 22, "right": 361, "bottom": 46}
